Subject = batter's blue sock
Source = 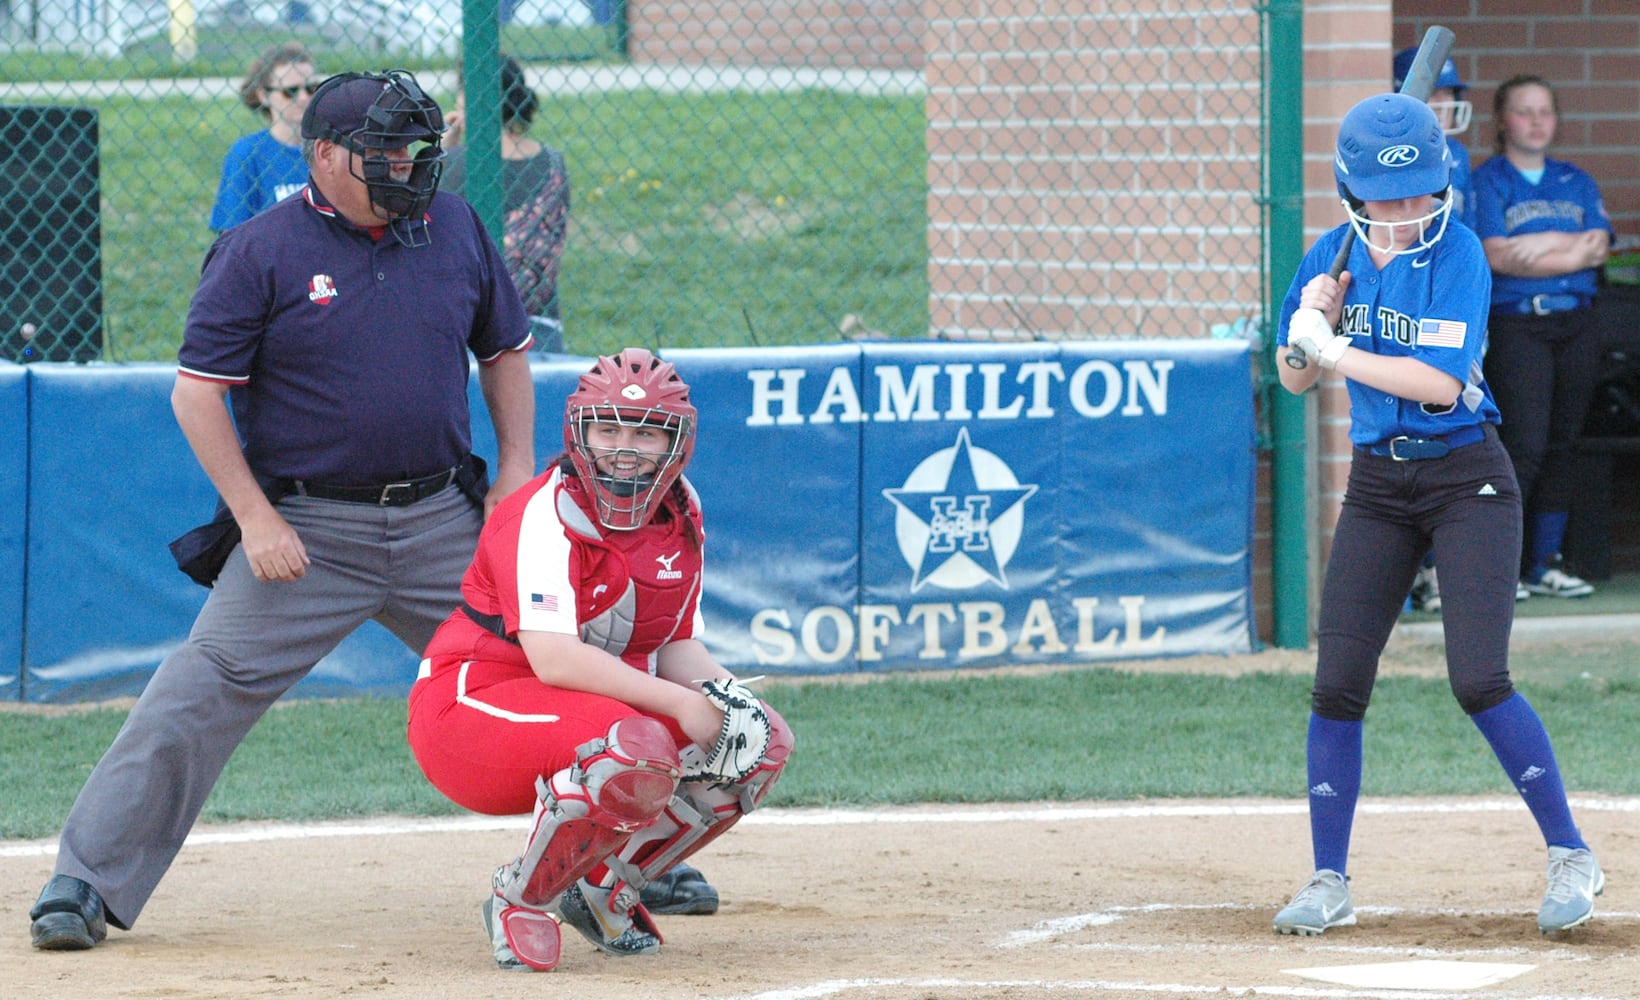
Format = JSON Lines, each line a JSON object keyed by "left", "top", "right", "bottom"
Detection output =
{"left": 1528, "top": 511, "right": 1569, "bottom": 578}
{"left": 1472, "top": 693, "right": 1586, "bottom": 849}
{"left": 1306, "top": 714, "right": 1363, "bottom": 875}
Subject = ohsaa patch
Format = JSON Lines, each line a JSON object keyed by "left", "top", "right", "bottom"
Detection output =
{"left": 308, "top": 274, "right": 338, "bottom": 304}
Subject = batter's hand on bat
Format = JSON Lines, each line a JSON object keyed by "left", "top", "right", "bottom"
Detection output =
{"left": 1299, "top": 271, "right": 1351, "bottom": 328}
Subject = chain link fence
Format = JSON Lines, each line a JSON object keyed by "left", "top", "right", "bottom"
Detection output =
{"left": 2, "top": 1, "right": 1265, "bottom": 364}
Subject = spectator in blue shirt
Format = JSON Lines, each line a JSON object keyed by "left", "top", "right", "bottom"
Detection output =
{"left": 209, "top": 42, "right": 318, "bottom": 231}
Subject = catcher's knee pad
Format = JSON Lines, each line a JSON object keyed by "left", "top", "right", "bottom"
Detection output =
{"left": 607, "top": 707, "right": 795, "bottom": 897}
{"left": 493, "top": 717, "right": 681, "bottom": 909}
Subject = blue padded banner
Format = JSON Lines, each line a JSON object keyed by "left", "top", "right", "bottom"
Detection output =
{"left": 12, "top": 344, "right": 1255, "bottom": 700}
{"left": 671, "top": 340, "right": 1256, "bottom": 674}
{"left": 0, "top": 364, "right": 26, "bottom": 699}
{"left": 19, "top": 357, "right": 591, "bottom": 703}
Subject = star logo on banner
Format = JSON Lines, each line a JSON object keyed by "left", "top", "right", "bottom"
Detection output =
{"left": 882, "top": 428, "right": 1038, "bottom": 591}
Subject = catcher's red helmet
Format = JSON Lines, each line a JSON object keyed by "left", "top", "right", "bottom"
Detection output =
{"left": 564, "top": 349, "right": 696, "bottom": 531}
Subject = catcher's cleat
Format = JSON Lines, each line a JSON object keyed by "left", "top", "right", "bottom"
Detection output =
{"left": 30, "top": 875, "right": 108, "bottom": 951}
{"left": 481, "top": 894, "right": 561, "bottom": 971}
{"left": 639, "top": 864, "right": 720, "bottom": 915}
{"left": 557, "top": 880, "right": 662, "bottom": 957}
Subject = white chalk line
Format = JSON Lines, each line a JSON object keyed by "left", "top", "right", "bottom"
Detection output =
{"left": 5, "top": 795, "right": 1639, "bottom": 858}
{"left": 726, "top": 978, "right": 1633, "bottom": 1000}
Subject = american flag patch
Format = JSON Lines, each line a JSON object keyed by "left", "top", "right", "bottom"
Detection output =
{"left": 1416, "top": 318, "right": 1467, "bottom": 348}
{"left": 529, "top": 593, "right": 558, "bottom": 612}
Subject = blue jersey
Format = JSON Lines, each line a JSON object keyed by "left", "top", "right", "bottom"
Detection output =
{"left": 179, "top": 186, "right": 531, "bottom": 484}
{"left": 1446, "top": 136, "right": 1476, "bottom": 232}
{"left": 1472, "top": 155, "right": 1611, "bottom": 311}
{"left": 209, "top": 130, "right": 309, "bottom": 231}
{"left": 1279, "top": 222, "right": 1500, "bottom": 447}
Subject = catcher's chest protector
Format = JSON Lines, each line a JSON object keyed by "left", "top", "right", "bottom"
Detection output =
{"left": 557, "top": 481, "right": 703, "bottom": 669}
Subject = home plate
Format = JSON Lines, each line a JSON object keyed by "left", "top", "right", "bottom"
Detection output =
{"left": 1283, "top": 959, "right": 1535, "bottom": 990}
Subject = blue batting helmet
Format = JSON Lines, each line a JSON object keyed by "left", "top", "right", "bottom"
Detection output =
{"left": 1333, "top": 93, "right": 1451, "bottom": 204}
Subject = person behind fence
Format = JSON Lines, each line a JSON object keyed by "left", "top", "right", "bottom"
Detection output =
{"left": 209, "top": 42, "right": 320, "bottom": 231}
{"left": 443, "top": 54, "right": 571, "bottom": 352}
{"left": 1272, "top": 92, "right": 1603, "bottom": 938}
{"left": 406, "top": 348, "right": 794, "bottom": 972}
{"left": 28, "top": 69, "right": 537, "bottom": 953}
{"left": 1473, "top": 74, "right": 1612, "bottom": 600}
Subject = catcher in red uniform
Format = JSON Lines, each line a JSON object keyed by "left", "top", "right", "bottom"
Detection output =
{"left": 407, "top": 348, "right": 794, "bottom": 972}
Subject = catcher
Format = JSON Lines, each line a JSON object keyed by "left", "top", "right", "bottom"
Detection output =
{"left": 407, "top": 348, "right": 793, "bottom": 972}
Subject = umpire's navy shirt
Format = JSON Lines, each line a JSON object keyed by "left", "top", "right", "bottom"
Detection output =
{"left": 179, "top": 185, "right": 530, "bottom": 485}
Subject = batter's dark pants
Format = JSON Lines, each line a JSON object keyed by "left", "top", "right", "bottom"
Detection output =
{"left": 49, "top": 487, "right": 482, "bottom": 929}
{"left": 1483, "top": 309, "right": 1604, "bottom": 565}
{"left": 1314, "top": 427, "right": 1522, "bottom": 721}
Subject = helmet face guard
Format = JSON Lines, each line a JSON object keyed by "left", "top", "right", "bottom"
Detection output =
{"left": 304, "top": 70, "right": 446, "bottom": 237}
{"left": 1428, "top": 98, "right": 1473, "bottom": 137}
{"left": 1344, "top": 189, "right": 1453, "bottom": 257}
{"left": 565, "top": 350, "right": 697, "bottom": 531}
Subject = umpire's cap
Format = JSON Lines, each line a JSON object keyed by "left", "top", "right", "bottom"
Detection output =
{"left": 301, "top": 70, "right": 444, "bottom": 149}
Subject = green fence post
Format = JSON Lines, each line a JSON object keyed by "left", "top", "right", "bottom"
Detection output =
{"left": 462, "top": 0, "right": 504, "bottom": 245}
{"left": 1265, "top": 0, "right": 1312, "bottom": 649}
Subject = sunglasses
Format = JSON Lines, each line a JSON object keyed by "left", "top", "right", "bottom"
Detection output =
{"left": 270, "top": 82, "right": 320, "bottom": 99}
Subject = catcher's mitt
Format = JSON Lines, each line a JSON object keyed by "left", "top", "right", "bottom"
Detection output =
{"left": 691, "top": 678, "right": 772, "bottom": 783}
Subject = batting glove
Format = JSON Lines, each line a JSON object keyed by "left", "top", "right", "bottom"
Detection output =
{"left": 1288, "top": 308, "right": 1351, "bottom": 369}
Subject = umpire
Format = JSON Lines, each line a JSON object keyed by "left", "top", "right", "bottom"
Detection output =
{"left": 29, "top": 70, "right": 536, "bottom": 950}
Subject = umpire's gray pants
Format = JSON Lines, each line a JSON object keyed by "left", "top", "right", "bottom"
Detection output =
{"left": 51, "top": 486, "right": 482, "bottom": 928}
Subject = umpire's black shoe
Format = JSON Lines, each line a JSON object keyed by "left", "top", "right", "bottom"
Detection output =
{"left": 30, "top": 875, "right": 108, "bottom": 950}
{"left": 639, "top": 864, "right": 720, "bottom": 916}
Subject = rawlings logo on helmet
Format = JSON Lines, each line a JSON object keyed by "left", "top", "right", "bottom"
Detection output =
{"left": 1377, "top": 144, "right": 1420, "bottom": 167}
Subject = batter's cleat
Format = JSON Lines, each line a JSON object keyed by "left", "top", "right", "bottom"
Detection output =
{"left": 557, "top": 880, "right": 662, "bottom": 957}
{"left": 1538, "top": 846, "right": 1605, "bottom": 934}
{"left": 30, "top": 875, "right": 108, "bottom": 951}
{"left": 481, "top": 893, "right": 561, "bottom": 971}
{"left": 1273, "top": 869, "right": 1355, "bottom": 936}
{"left": 1524, "top": 567, "right": 1594, "bottom": 599}
{"left": 639, "top": 864, "right": 720, "bottom": 915}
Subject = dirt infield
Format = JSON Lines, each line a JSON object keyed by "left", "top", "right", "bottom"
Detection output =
{"left": 4, "top": 793, "right": 1638, "bottom": 999}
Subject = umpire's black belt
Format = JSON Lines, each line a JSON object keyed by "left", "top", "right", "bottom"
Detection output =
{"left": 1362, "top": 424, "right": 1487, "bottom": 462}
{"left": 292, "top": 466, "right": 458, "bottom": 506}
{"left": 1502, "top": 293, "right": 1589, "bottom": 316}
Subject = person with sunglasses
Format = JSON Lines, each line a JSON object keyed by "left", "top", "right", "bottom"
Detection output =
{"left": 209, "top": 42, "right": 320, "bottom": 231}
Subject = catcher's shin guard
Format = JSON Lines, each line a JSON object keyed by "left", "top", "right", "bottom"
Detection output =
{"left": 605, "top": 706, "right": 794, "bottom": 899}
{"left": 492, "top": 717, "right": 682, "bottom": 911}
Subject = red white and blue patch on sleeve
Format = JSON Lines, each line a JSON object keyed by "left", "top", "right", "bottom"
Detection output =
{"left": 1415, "top": 318, "right": 1466, "bottom": 348}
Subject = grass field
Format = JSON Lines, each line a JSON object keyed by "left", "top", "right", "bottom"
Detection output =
{"left": 4, "top": 623, "right": 1637, "bottom": 842}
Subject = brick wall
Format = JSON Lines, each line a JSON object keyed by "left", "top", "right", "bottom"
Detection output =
{"left": 1398, "top": 2, "right": 1640, "bottom": 232}
{"left": 628, "top": 0, "right": 925, "bottom": 70}
{"left": 924, "top": 3, "right": 1265, "bottom": 343}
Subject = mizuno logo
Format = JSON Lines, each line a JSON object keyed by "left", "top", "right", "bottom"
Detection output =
{"left": 656, "top": 551, "right": 683, "bottom": 580}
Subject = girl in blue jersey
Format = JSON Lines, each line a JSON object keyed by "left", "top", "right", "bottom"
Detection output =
{"left": 209, "top": 43, "right": 318, "bottom": 232}
{"left": 1272, "top": 93, "right": 1601, "bottom": 938}
{"left": 1473, "top": 75, "right": 1612, "bottom": 599}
